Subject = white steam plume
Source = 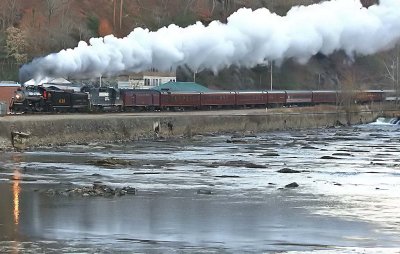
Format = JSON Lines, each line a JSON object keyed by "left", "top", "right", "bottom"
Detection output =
{"left": 19, "top": 0, "right": 400, "bottom": 83}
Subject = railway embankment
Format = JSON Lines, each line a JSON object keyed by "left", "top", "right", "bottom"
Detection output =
{"left": 0, "top": 104, "right": 397, "bottom": 150}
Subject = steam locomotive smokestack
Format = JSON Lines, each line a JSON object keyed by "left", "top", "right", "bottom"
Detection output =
{"left": 19, "top": 0, "right": 400, "bottom": 83}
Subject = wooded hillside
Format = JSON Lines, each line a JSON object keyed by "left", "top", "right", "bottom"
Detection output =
{"left": 0, "top": 0, "right": 396, "bottom": 90}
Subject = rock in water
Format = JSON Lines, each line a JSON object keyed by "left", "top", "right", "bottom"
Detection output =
{"left": 277, "top": 168, "right": 301, "bottom": 173}
{"left": 285, "top": 182, "right": 299, "bottom": 188}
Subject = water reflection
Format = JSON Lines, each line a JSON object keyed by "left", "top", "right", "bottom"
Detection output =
{"left": 11, "top": 154, "right": 22, "bottom": 227}
{"left": 6, "top": 154, "right": 23, "bottom": 254}
{"left": 12, "top": 173, "right": 21, "bottom": 226}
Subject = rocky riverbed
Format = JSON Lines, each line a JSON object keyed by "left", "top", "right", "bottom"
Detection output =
{"left": 0, "top": 119, "right": 399, "bottom": 253}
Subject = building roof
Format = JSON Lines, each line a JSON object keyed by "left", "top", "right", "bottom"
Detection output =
{"left": 0, "top": 81, "right": 20, "bottom": 87}
{"left": 154, "top": 82, "right": 211, "bottom": 92}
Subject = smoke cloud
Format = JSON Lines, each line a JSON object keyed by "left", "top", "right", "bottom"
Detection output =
{"left": 19, "top": 0, "right": 400, "bottom": 84}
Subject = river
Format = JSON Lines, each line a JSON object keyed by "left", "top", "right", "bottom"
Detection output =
{"left": 0, "top": 118, "right": 399, "bottom": 253}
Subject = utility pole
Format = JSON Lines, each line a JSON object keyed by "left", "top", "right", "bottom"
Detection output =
{"left": 120, "top": 0, "right": 124, "bottom": 30}
{"left": 396, "top": 44, "right": 399, "bottom": 105}
{"left": 113, "top": 0, "right": 116, "bottom": 29}
{"left": 318, "top": 73, "right": 321, "bottom": 90}
{"left": 270, "top": 62, "right": 273, "bottom": 91}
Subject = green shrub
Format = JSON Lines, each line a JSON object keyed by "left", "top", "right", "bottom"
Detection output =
{"left": 87, "top": 15, "right": 100, "bottom": 37}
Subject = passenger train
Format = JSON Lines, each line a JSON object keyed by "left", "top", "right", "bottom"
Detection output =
{"left": 9, "top": 84, "right": 387, "bottom": 114}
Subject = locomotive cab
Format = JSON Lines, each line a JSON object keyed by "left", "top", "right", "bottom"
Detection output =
{"left": 84, "top": 87, "right": 123, "bottom": 111}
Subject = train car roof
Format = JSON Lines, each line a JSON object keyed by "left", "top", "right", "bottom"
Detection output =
{"left": 235, "top": 91, "right": 267, "bottom": 93}
{"left": 285, "top": 90, "right": 313, "bottom": 93}
{"left": 266, "top": 90, "right": 286, "bottom": 93}
{"left": 311, "top": 90, "right": 337, "bottom": 92}
{"left": 120, "top": 89, "right": 160, "bottom": 93}
{"left": 160, "top": 91, "right": 201, "bottom": 94}
{"left": 361, "top": 90, "right": 385, "bottom": 92}
{"left": 201, "top": 91, "right": 235, "bottom": 94}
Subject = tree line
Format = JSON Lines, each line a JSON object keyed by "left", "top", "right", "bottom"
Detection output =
{"left": 1, "top": 0, "right": 387, "bottom": 88}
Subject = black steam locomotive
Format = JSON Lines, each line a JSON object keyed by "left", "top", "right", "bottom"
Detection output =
{"left": 9, "top": 85, "right": 126, "bottom": 113}
{"left": 10, "top": 85, "right": 89, "bottom": 113}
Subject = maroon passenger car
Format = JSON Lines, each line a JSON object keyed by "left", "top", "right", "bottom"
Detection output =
{"left": 160, "top": 91, "right": 201, "bottom": 109}
{"left": 267, "top": 91, "right": 286, "bottom": 106}
{"left": 312, "top": 91, "right": 337, "bottom": 104}
{"left": 235, "top": 91, "right": 267, "bottom": 107}
{"left": 286, "top": 91, "right": 313, "bottom": 105}
{"left": 121, "top": 89, "right": 160, "bottom": 111}
{"left": 354, "top": 90, "right": 384, "bottom": 104}
{"left": 200, "top": 92, "right": 236, "bottom": 108}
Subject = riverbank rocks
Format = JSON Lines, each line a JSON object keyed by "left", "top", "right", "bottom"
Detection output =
{"left": 44, "top": 182, "right": 137, "bottom": 197}
{"left": 334, "top": 120, "right": 346, "bottom": 127}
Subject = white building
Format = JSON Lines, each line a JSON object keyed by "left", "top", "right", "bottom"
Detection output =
{"left": 118, "top": 70, "right": 177, "bottom": 89}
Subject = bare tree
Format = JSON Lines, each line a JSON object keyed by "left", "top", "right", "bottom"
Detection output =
{"left": 59, "top": 0, "right": 70, "bottom": 29}
{"left": 383, "top": 45, "right": 399, "bottom": 104}
{"left": 210, "top": 0, "right": 217, "bottom": 15}
{"left": 45, "top": 0, "right": 63, "bottom": 25}
{"left": 159, "top": 0, "right": 171, "bottom": 23}
{"left": 183, "top": 0, "right": 196, "bottom": 15}
{"left": 220, "top": 0, "right": 227, "bottom": 18}
{"left": 338, "top": 67, "right": 361, "bottom": 125}
{"left": 112, "top": 0, "right": 125, "bottom": 31}
{"left": 0, "top": 0, "right": 21, "bottom": 30}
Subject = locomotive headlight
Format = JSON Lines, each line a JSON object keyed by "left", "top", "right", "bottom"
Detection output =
{"left": 15, "top": 92, "right": 24, "bottom": 102}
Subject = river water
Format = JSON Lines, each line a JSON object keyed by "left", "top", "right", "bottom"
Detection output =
{"left": 0, "top": 118, "right": 399, "bottom": 253}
